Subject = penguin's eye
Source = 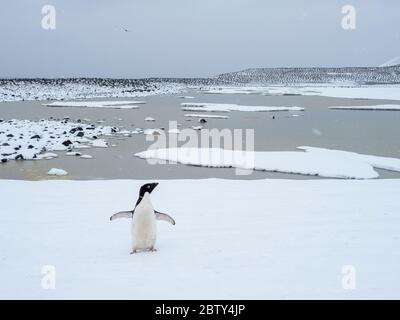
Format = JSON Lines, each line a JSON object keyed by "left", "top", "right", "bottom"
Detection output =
{"left": 147, "top": 185, "right": 150, "bottom": 189}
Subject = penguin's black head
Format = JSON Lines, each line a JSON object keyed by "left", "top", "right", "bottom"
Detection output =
{"left": 139, "top": 182, "right": 159, "bottom": 197}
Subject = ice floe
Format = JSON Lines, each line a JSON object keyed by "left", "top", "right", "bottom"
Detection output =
{"left": 177, "top": 95, "right": 195, "bottom": 99}
{"left": 203, "top": 87, "right": 280, "bottom": 95}
{"left": 298, "top": 86, "right": 400, "bottom": 100}
{"left": 91, "top": 139, "right": 108, "bottom": 148}
{"left": 329, "top": 104, "right": 400, "bottom": 111}
{"left": 143, "top": 129, "right": 163, "bottom": 135}
{"left": 80, "top": 155, "right": 93, "bottom": 159}
{"left": 168, "top": 128, "right": 181, "bottom": 134}
{"left": 144, "top": 117, "right": 156, "bottom": 122}
{"left": 135, "top": 146, "right": 400, "bottom": 179}
{"left": 181, "top": 102, "right": 304, "bottom": 113}
{"left": 47, "top": 168, "right": 68, "bottom": 176}
{"left": 184, "top": 114, "right": 229, "bottom": 119}
{"left": 41, "top": 152, "right": 58, "bottom": 159}
{"left": 66, "top": 152, "right": 82, "bottom": 156}
{"left": 203, "top": 85, "right": 400, "bottom": 101}
{"left": 44, "top": 100, "right": 146, "bottom": 109}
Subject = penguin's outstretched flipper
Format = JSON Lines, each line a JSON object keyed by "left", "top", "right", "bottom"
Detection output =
{"left": 110, "top": 211, "right": 133, "bottom": 221}
{"left": 155, "top": 211, "right": 176, "bottom": 225}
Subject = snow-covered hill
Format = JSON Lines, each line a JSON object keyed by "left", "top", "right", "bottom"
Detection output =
{"left": 380, "top": 56, "right": 400, "bottom": 68}
{"left": 1, "top": 65, "right": 400, "bottom": 102}
{"left": 215, "top": 65, "right": 400, "bottom": 85}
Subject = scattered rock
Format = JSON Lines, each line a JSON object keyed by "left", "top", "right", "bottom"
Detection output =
{"left": 62, "top": 140, "right": 73, "bottom": 147}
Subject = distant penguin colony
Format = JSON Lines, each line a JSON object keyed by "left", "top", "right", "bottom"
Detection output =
{"left": 110, "top": 182, "right": 175, "bottom": 254}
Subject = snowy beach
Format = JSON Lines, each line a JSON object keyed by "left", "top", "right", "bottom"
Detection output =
{"left": 1, "top": 178, "right": 399, "bottom": 299}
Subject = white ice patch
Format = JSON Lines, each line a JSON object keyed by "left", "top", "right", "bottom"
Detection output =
{"left": 177, "top": 96, "right": 195, "bottom": 99}
{"left": 91, "top": 139, "right": 108, "bottom": 148}
{"left": 329, "top": 104, "right": 400, "bottom": 111}
{"left": 66, "top": 152, "right": 82, "bottom": 156}
{"left": 203, "top": 87, "right": 290, "bottom": 95}
{"left": 44, "top": 100, "right": 146, "bottom": 109}
{"left": 143, "top": 129, "right": 163, "bottom": 135}
{"left": 80, "top": 155, "right": 93, "bottom": 159}
{"left": 184, "top": 114, "right": 229, "bottom": 119}
{"left": 47, "top": 168, "right": 68, "bottom": 176}
{"left": 168, "top": 128, "right": 181, "bottom": 134}
{"left": 285, "top": 86, "right": 400, "bottom": 101}
{"left": 135, "top": 146, "right": 400, "bottom": 179}
{"left": 41, "top": 152, "right": 58, "bottom": 159}
{"left": 181, "top": 102, "right": 304, "bottom": 113}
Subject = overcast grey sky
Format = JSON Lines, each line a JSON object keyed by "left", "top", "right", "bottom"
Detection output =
{"left": 0, "top": 0, "right": 399, "bottom": 78}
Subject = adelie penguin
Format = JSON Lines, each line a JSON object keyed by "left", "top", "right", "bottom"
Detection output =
{"left": 110, "top": 182, "right": 175, "bottom": 254}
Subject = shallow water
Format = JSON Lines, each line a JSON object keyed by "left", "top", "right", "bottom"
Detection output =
{"left": 1, "top": 91, "right": 400, "bottom": 180}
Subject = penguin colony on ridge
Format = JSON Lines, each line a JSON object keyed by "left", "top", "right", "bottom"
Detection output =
{"left": 110, "top": 182, "right": 175, "bottom": 254}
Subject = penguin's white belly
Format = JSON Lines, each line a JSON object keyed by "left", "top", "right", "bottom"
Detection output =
{"left": 132, "top": 205, "right": 156, "bottom": 250}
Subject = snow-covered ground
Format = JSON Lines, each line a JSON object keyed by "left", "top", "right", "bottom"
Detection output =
{"left": 135, "top": 146, "right": 400, "bottom": 179}
{"left": 181, "top": 103, "right": 304, "bottom": 112}
{"left": 0, "top": 80, "right": 185, "bottom": 102}
{"left": 0, "top": 178, "right": 399, "bottom": 299}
